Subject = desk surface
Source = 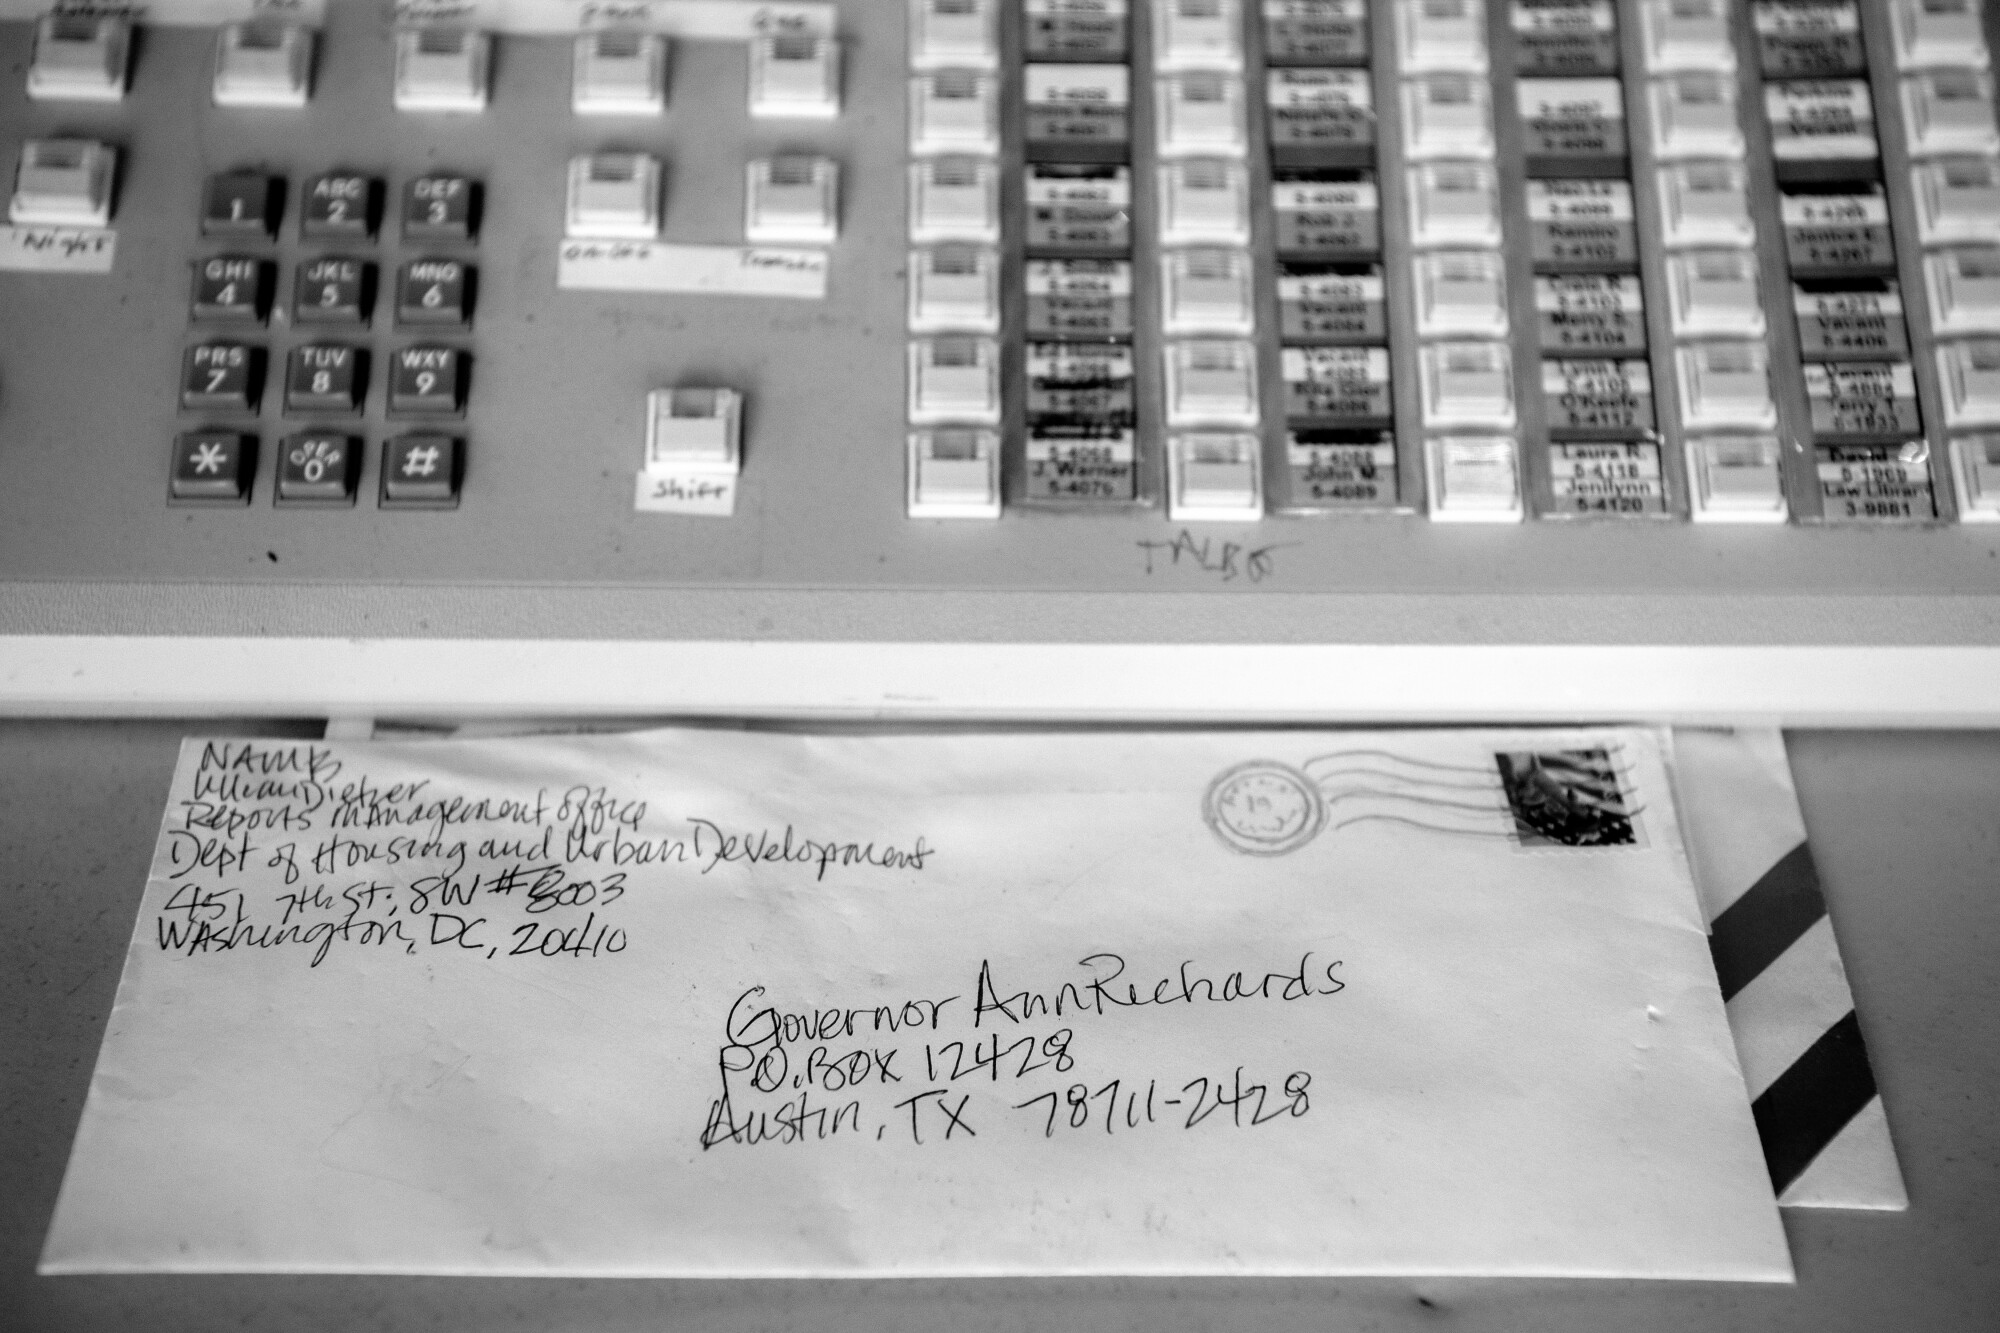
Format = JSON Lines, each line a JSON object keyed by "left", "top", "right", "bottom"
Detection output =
{"left": 2, "top": 721, "right": 1996, "bottom": 1331}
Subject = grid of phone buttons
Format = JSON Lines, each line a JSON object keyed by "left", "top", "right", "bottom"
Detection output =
{"left": 175, "top": 170, "right": 474, "bottom": 508}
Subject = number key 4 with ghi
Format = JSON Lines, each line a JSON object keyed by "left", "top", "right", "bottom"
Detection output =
{"left": 190, "top": 256, "right": 274, "bottom": 322}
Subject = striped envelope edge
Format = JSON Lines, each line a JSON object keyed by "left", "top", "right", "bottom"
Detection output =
{"left": 1671, "top": 728, "right": 1908, "bottom": 1212}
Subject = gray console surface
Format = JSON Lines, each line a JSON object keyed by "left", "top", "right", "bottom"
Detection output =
{"left": 1, "top": 5, "right": 1998, "bottom": 721}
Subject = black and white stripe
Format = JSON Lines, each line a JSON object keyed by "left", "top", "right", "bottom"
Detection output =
{"left": 1708, "top": 840, "right": 1897, "bottom": 1205}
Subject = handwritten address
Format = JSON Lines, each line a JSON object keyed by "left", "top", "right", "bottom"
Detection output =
{"left": 702, "top": 952, "right": 1343, "bottom": 1149}
{"left": 151, "top": 739, "right": 1341, "bottom": 1156}
{"left": 156, "top": 742, "right": 931, "bottom": 968}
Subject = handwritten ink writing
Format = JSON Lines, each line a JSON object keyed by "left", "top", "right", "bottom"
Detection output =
{"left": 703, "top": 954, "right": 1340, "bottom": 1152}
{"left": 1015, "top": 1069, "right": 1311, "bottom": 1138}
{"left": 689, "top": 818, "right": 935, "bottom": 881}
{"left": 155, "top": 742, "right": 933, "bottom": 975}
{"left": 1136, "top": 529, "right": 1295, "bottom": 583}
{"left": 973, "top": 953, "right": 1345, "bottom": 1027}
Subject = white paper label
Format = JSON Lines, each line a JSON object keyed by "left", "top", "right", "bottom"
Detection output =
{"left": 559, "top": 241, "right": 827, "bottom": 298}
{"left": 0, "top": 226, "right": 117, "bottom": 274}
{"left": 634, "top": 469, "right": 738, "bottom": 515}
{"left": 388, "top": 0, "right": 834, "bottom": 36}
{"left": 0, "top": 0, "right": 327, "bottom": 24}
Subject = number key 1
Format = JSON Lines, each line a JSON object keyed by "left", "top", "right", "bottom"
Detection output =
{"left": 201, "top": 170, "right": 282, "bottom": 239}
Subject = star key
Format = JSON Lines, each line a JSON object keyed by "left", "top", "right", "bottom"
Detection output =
{"left": 380, "top": 433, "right": 462, "bottom": 508}
{"left": 169, "top": 430, "right": 255, "bottom": 504}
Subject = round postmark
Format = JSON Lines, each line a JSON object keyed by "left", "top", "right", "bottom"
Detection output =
{"left": 1203, "top": 760, "right": 1326, "bottom": 856}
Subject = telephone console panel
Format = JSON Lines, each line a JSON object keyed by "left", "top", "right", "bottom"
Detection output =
{"left": 2, "top": 0, "right": 1998, "bottom": 720}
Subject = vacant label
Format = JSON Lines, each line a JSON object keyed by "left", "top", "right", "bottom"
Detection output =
{"left": 1026, "top": 260, "right": 1134, "bottom": 340}
{"left": 1766, "top": 80, "right": 1878, "bottom": 163}
{"left": 1277, "top": 264, "right": 1387, "bottom": 342}
{"left": 1793, "top": 282, "right": 1910, "bottom": 359}
{"left": 1282, "top": 346, "right": 1393, "bottom": 423}
{"left": 1804, "top": 362, "right": 1922, "bottom": 438}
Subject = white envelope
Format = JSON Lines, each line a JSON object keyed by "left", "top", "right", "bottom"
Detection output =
{"left": 41, "top": 726, "right": 1791, "bottom": 1280}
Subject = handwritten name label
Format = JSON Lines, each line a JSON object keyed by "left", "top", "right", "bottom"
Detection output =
{"left": 386, "top": 0, "right": 834, "bottom": 37}
{"left": 634, "top": 469, "right": 739, "bottom": 515}
{"left": 1137, "top": 528, "right": 1294, "bottom": 583}
{"left": 559, "top": 240, "right": 828, "bottom": 299}
{"left": 0, "top": 226, "right": 116, "bottom": 274}
{"left": 8, "top": 0, "right": 327, "bottom": 24}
